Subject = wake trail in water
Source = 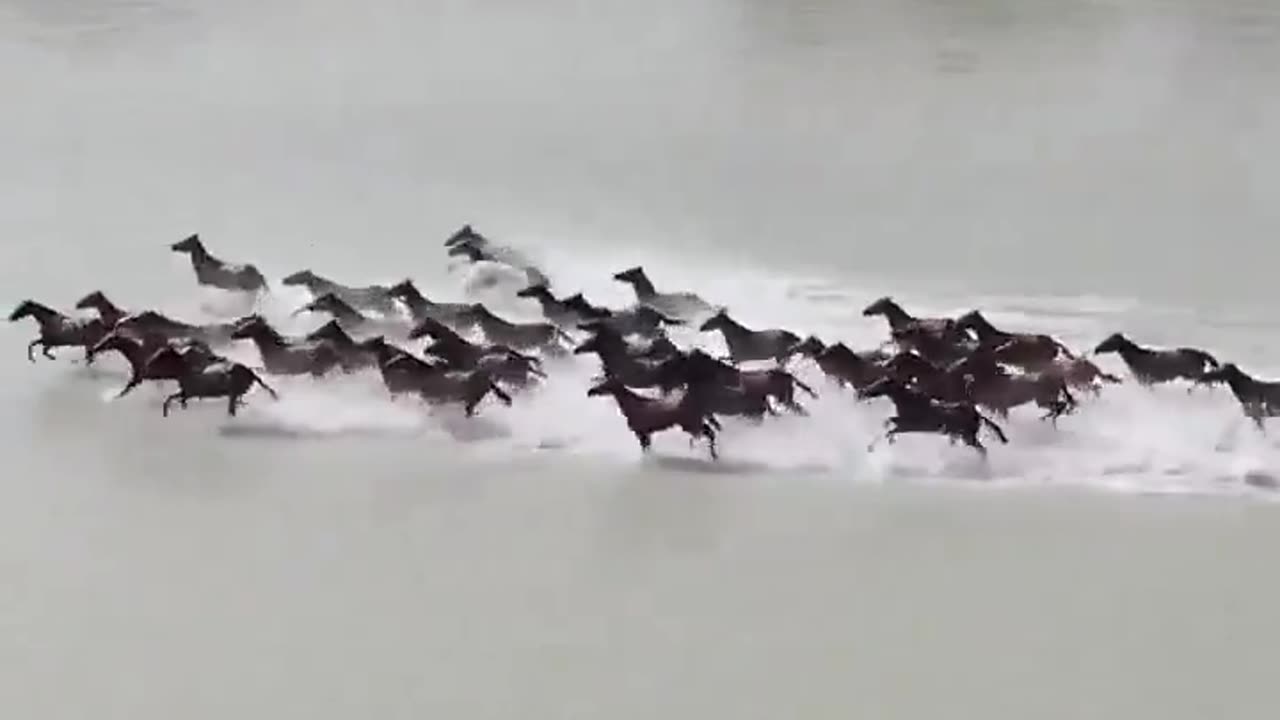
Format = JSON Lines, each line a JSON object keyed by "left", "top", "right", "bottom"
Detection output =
{"left": 63, "top": 238, "right": 1280, "bottom": 502}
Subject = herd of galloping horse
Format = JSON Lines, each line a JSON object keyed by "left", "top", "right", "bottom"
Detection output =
{"left": 9, "top": 225, "right": 1280, "bottom": 460}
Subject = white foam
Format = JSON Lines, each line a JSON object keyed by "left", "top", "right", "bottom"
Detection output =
{"left": 96, "top": 240, "right": 1280, "bottom": 502}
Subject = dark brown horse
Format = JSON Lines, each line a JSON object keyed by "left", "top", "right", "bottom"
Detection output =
{"left": 230, "top": 315, "right": 342, "bottom": 377}
{"left": 456, "top": 303, "right": 571, "bottom": 355}
{"left": 576, "top": 321, "right": 680, "bottom": 361}
{"left": 74, "top": 291, "right": 129, "bottom": 328}
{"left": 112, "top": 310, "right": 239, "bottom": 346}
{"left": 1037, "top": 354, "right": 1122, "bottom": 396}
{"left": 656, "top": 349, "right": 814, "bottom": 417}
{"left": 386, "top": 279, "right": 472, "bottom": 327}
{"left": 88, "top": 330, "right": 220, "bottom": 398}
{"left": 862, "top": 296, "right": 961, "bottom": 339}
{"left": 382, "top": 357, "right": 513, "bottom": 416}
{"left": 171, "top": 234, "right": 268, "bottom": 293}
{"left": 305, "top": 320, "right": 378, "bottom": 372}
{"left": 788, "top": 336, "right": 891, "bottom": 391}
{"left": 281, "top": 269, "right": 396, "bottom": 314}
{"left": 9, "top": 300, "right": 110, "bottom": 362}
{"left": 516, "top": 284, "right": 592, "bottom": 328}
{"left": 146, "top": 346, "right": 279, "bottom": 417}
{"left": 883, "top": 351, "right": 972, "bottom": 404}
{"left": 355, "top": 336, "right": 444, "bottom": 398}
{"left": 587, "top": 376, "right": 720, "bottom": 460}
{"left": 447, "top": 238, "right": 551, "bottom": 288}
{"left": 858, "top": 377, "right": 1009, "bottom": 456}
{"left": 948, "top": 351, "right": 1077, "bottom": 424}
{"left": 1201, "top": 363, "right": 1280, "bottom": 431}
{"left": 422, "top": 337, "right": 545, "bottom": 389}
{"left": 560, "top": 293, "right": 614, "bottom": 322}
{"left": 699, "top": 309, "right": 800, "bottom": 365}
{"left": 573, "top": 330, "right": 670, "bottom": 389}
{"left": 444, "top": 224, "right": 487, "bottom": 247}
{"left": 612, "top": 266, "right": 715, "bottom": 321}
{"left": 955, "top": 310, "right": 1076, "bottom": 371}
{"left": 1094, "top": 333, "right": 1219, "bottom": 389}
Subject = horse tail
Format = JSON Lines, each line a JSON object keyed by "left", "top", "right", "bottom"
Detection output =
{"left": 979, "top": 413, "right": 1009, "bottom": 444}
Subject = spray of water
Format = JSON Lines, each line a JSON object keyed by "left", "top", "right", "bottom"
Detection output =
{"left": 80, "top": 238, "right": 1280, "bottom": 502}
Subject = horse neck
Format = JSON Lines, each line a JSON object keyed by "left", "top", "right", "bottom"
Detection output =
{"left": 969, "top": 316, "right": 1004, "bottom": 340}
{"left": 26, "top": 304, "right": 65, "bottom": 328}
{"left": 628, "top": 274, "right": 657, "bottom": 297}
{"left": 247, "top": 327, "right": 287, "bottom": 353}
{"left": 712, "top": 316, "right": 749, "bottom": 339}
{"left": 398, "top": 285, "right": 429, "bottom": 310}
{"left": 883, "top": 304, "right": 914, "bottom": 328}
{"left": 89, "top": 299, "right": 125, "bottom": 325}
{"left": 606, "top": 386, "right": 646, "bottom": 414}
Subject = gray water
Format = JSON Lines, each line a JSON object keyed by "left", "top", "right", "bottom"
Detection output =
{"left": 3, "top": 1, "right": 1280, "bottom": 717}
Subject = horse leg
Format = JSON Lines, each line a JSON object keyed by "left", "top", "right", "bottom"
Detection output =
{"left": 162, "top": 392, "right": 185, "bottom": 417}
{"left": 26, "top": 339, "right": 40, "bottom": 362}
{"left": 116, "top": 375, "right": 143, "bottom": 399}
{"left": 634, "top": 431, "right": 652, "bottom": 454}
{"left": 962, "top": 432, "right": 988, "bottom": 458}
{"left": 227, "top": 394, "right": 240, "bottom": 416}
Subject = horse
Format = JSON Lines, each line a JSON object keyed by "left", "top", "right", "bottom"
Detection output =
{"left": 424, "top": 339, "right": 545, "bottom": 389}
{"left": 1201, "top": 363, "right": 1280, "bottom": 431}
{"left": 170, "top": 234, "right": 268, "bottom": 293}
{"left": 9, "top": 300, "right": 110, "bottom": 363}
{"left": 229, "top": 315, "right": 342, "bottom": 377}
{"left": 280, "top": 269, "right": 396, "bottom": 314}
{"left": 587, "top": 376, "right": 720, "bottom": 460}
{"left": 386, "top": 279, "right": 472, "bottom": 327}
{"left": 699, "top": 309, "right": 800, "bottom": 365}
{"left": 657, "top": 349, "right": 816, "bottom": 417}
{"left": 858, "top": 377, "right": 1009, "bottom": 457}
{"left": 88, "top": 330, "right": 221, "bottom": 399}
{"left": 576, "top": 321, "right": 681, "bottom": 361}
{"left": 74, "top": 291, "right": 129, "bottom": 328}
{"left": 862, "top": 296, "right": 961, "bottom": 339}
{"left": 455, "top": 304, "right": 571, "bottom": 355}
{"left": 612, "top": 266, "right": 714, "bottom": 321}
{"left": 447, "top": 238, "right": 551, "bottom": 289}
{"left": 145, "top": 346, "right": 278, "bottom": 417}
{"left": 293, "top": 292, "right": 406, "bottom": 337}
{"left": 382, "top": 357, "right": 513, "bottom": 416}
{"left": 948, "top": 351, "right": 1077, "bottom": 424}
{"left": 954, "top": 310, "right": 1076, "bottom": 371}
{"left": 1093, "top": 333, "right": 1219, "bottom": 389}
{"left": 883, "top": 351, "right": 973, "bottom": 404}
{"left": 788, "top": 336, "right": 891, "bottom": 391}
{"left": 1036, "top": 354, "right": 1122, "bottom": 396}
{"left": 589, "top": 305, "right": 684, "bottom": 340}
{"left": 573, "top": 330, "right": 671, "bottom": 389}
{"left": 560, "top": 293, "right": 614, "bottom": 322}
{"left": 112, "top": 310, "right": 239, "bottom": 346}
{"left": 355, "top": 336, "right": 446, "bottom": 398}
{"left": 445, "top": 224, "right": 487, "bottom": 247}
{"left": 304, "top": 320, "right": 379, "bottom": 372}
{"left": 516, "top": 284, "right": 592, "bottom": 328}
